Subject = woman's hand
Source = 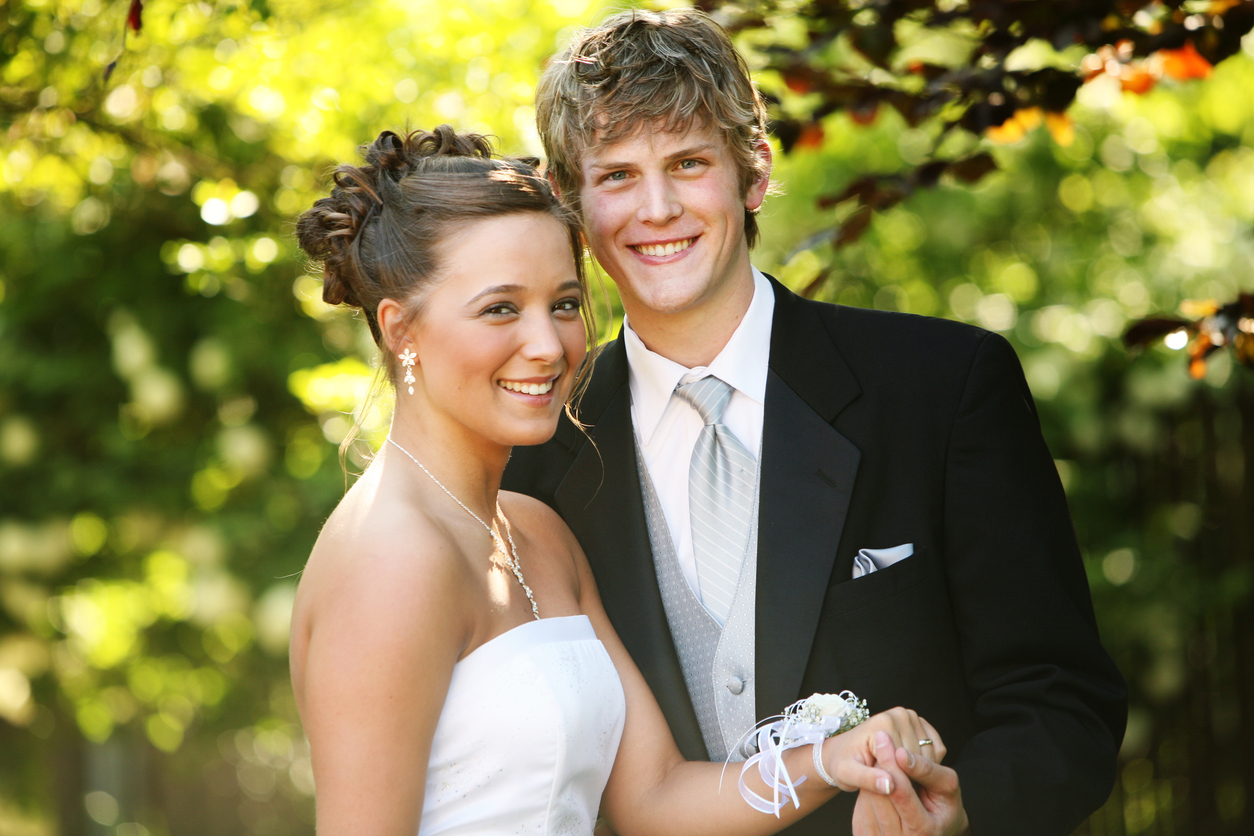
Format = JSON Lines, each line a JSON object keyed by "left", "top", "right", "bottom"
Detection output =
{"left": 851, "top": 731, "right": 970, "bottom": 836}
{"left": 821, "top": 707, "right": 945, "bottom": 794}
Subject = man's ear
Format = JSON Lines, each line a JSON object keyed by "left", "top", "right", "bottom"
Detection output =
{"left": 377, "top": 298, "right": 411, "bottom": 358}
{"left": 545, "top": 168, "right": 563, "bottom": 200}
{"left": 744, "top": 139, "right": 773, "bottom": 212}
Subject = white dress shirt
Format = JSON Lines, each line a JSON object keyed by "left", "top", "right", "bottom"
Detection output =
{"left": 625, "top": 268, "right": 775, "bottom": 602}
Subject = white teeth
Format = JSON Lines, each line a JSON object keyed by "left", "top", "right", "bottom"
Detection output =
{"left": 499, "top": 380, "right": 554, "bottom": 395}
{"left": 636, "top": 238, "right": 693, "bottom": 257}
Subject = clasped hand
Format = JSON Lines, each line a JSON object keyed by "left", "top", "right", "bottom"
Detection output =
{"left": 828, "top": 708, "right": 970, "bottom": 836}
{"left": 818, "top": 707, "right": 945, "bottom": 795}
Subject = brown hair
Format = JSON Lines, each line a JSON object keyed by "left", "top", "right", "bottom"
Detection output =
{"left": 536, "top": 8, "right": 770, "bottom": 246}
{"left": 296, "top": 126, "right": 593, "bottom": 388}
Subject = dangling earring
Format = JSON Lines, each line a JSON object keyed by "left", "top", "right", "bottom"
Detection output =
{"left": 399, "top": 347, "right": 416, "bottom": 395}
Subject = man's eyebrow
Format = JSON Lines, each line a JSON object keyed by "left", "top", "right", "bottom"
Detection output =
{"left": 587, "top": 143, "right": 717, "bottom": 171}
{"left": 587, "top": 158, "right": 633, "bottom": 172}
{"left": 665, "top": 143, "right": 717, "bottom": 162}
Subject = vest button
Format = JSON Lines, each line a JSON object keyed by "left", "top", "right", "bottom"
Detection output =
{"left": 726, "top": 675, "right": 745, "bottom": 695}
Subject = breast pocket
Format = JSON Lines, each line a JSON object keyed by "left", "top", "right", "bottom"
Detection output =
{"left": 823, "top": 545, "right": 928, "bottom": 616}
{"left": 807, "top": 544, "right": 967, "bottom": 721}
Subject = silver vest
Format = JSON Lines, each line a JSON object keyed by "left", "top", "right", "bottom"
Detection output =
{"left": 635, "top": 445, "right": 760, "bottom": 762}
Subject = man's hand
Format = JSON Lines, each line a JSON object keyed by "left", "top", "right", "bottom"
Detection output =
{"left": 852, "top": 731, "right": 971, "bottom": 836}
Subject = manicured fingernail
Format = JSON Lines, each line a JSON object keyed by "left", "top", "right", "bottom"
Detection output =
{"left": 876, "top": 731, "right": 891, "bottom": 748}
{"left": 906, "top": 750, "right": 916, "bottom": 768}
{"left": 877, "top": 776, "right": 892, "bottom": 794}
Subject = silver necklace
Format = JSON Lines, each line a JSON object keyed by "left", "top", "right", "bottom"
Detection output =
{"left": 387, "top": 436, "right": 539, "bottom": 620}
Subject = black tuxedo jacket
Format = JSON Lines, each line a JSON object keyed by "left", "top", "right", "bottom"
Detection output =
{"left": 503, "top": 278, "right": 1126, "bottom": 835}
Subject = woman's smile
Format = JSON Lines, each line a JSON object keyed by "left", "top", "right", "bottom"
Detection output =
{"left": 497, "top": 377, "right": 558, "bottom": 397}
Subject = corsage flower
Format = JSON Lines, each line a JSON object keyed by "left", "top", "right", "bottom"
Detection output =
{"left": 726, "top": 691, "right": 869, "bottom": 816}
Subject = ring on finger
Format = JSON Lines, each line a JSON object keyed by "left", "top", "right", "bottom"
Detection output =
{"left": 917, "top": 738, "right": 934, "bottom": 747}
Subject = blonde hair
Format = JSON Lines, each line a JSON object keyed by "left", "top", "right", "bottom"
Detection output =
{"left": 536, "top": 8, "right": 770, "bottom": 246}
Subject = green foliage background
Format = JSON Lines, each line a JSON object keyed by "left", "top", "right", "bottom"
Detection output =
{"left": 1, "top": 1, "right": 1251, "bottom": 834}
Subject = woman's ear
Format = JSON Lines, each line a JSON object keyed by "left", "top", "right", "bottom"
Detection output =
{"left": 377, "top": 298, "right": 410, "bottom": 357}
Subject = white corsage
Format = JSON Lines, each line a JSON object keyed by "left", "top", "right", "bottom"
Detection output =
{"left": 726, "top": 691, "right": 869, "bottom": 816}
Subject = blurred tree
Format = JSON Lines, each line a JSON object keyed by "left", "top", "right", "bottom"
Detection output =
{"left": 744, "top": 11, "right": 1254, "bottom": 832}
{"left": 703, "top": 0, "right": 1254, "bottom": 255}
{"left": 2, "top": 1, "right": 1252, "bottom": 834}
{"left": 1, "top": 0, "right": 608, "bottom": 833}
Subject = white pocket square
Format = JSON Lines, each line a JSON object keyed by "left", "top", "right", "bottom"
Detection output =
{"left": 852, "top": 543, "right": 914, "bottom": 579}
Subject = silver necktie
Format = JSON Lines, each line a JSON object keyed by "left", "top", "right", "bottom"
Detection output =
{"left": 675, "top": 376, "right": 756, "bottom": 625}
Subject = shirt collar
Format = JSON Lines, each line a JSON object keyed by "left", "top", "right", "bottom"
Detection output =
{"left": 625, "top": 267, "right": 775, "bottom": 445}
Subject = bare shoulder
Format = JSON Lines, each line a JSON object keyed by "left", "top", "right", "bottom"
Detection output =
{"left": 308, "top": 490, "right": 469, "bottom": 603}
{"left": 291, "top": 474, "right": 476, "bottom": 691}
{"left": 499, "top": 492, "right": 580, "bottom": 560}
{"left": 290, "top": 471, "right": 478, "bottom": 833}
{"left": 498, "top": 491, "right": 585, "bottom": 606}
{"left": 499, "top": 491, "right": 566, "bottom": 529}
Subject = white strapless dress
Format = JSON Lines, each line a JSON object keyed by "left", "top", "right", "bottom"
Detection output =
{"left": 420, "top": 615, "right": 626, "bottom": 835}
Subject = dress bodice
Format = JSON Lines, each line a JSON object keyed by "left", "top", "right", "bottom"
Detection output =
{"left": 420, "top": 615, "right": 626, "bottom": 835}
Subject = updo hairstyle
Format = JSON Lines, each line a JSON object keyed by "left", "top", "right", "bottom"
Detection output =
{"left": 296, "top": 126, "right": 589, "bottom": 386}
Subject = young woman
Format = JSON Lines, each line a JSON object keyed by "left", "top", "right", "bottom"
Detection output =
{"left": 289, "top": 126, "right": 942, "bottom": 836}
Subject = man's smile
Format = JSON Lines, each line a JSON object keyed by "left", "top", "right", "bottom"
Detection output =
{"left": 631, "top": 237, "right": 696, "bottom": 258}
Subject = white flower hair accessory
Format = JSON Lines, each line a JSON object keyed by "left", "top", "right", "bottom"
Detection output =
{"left": 724, "top": 691, "right": 870, "bottom": 816}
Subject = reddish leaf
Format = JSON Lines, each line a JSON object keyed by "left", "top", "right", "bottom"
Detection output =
{"left": 1158, "top": 40, "right": 1213, "bottom": 80}
{"left": 1187, "top": 336, "right": 1219, "bottom": 379}
{"left": 818, "top": 176, "right": 878, "bottom": 210}
{"left": 128, "top": 0, "right": 144, "bottom": 33}
{"left": 915, "top": 161, "right": 948, "bottom": 189}
{"left": 1119, "top": 66, "right": 1157, "bottom": 94}
{"left": 1122, "top": 317, "right": 1191, "bottom": 349}
{"left": 834, "top": 205, "right": 874, "bottom": 248}
{"left": 783, "top": 70, "right": 813, "bottom": 94}
{"left": 886, "top": 91, "right": 933, "bottom": 126}
{"left": 794, "top": 122, "right": 825, "bottom": 151}
{"left": 1124, "top": 293, "right": 1254, "bottom": 377}
{"left": 904, "top": 61, "right": 949, "bottom": 83}
{"left": 948, "top": 153, "right": 998, "bottom": 184}
{"left": 849, "top": 100, "right": 879, "bottom": 125}
{"left": 800, "top": 268, "right": 832, "bottom": 299}
{"left": 1234, "top": 331, "right": 1254, "bottom": 366}
{"left": 960, "top": 100, "right": 1018, "bottom": 133}
{"left": 1045, "top": 111, "right": 1075, "bottom": 146}
{"left": 987, "top": 108, "right": 1039, "bottom": 144}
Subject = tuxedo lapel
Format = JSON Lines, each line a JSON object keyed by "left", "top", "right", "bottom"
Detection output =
{"left": 555, "top": 338, "right": 708, "bottom": 759}
{"left": 755, "top": 280, "right": 863, "bottom": 720}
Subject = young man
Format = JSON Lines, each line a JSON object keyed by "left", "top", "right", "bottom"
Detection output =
{"left": 504, "top": 9, "right": 1126, "bottom": 835}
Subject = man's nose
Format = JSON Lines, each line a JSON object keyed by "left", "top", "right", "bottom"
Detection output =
{"left": 635, "top": 174, "right": 682, "bottom": 225}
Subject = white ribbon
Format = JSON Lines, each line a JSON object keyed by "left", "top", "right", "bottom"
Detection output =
{"left": 723, "top": 691, "right": 868, "bottom": 817}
